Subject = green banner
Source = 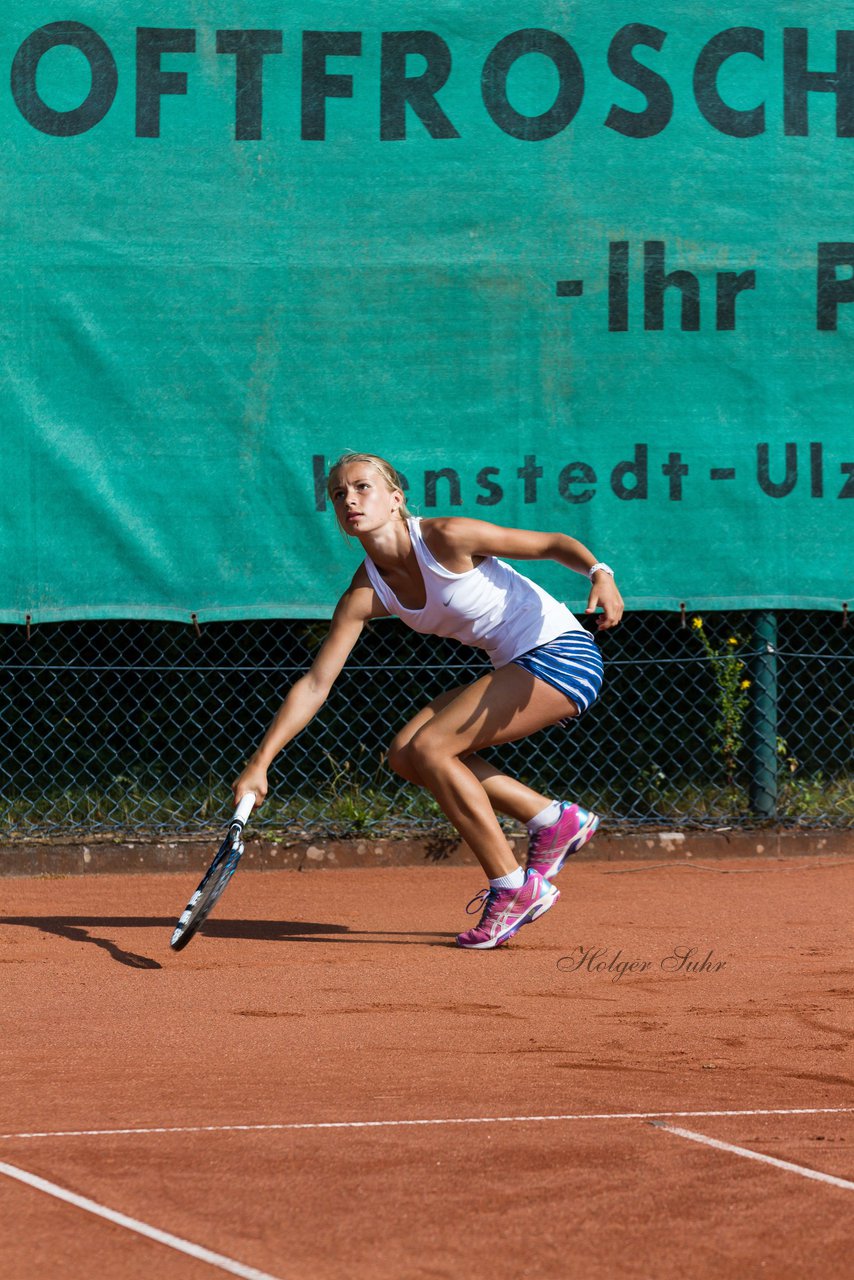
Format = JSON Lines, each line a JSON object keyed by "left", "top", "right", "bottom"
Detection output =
{"left": 2, "top": 3, "right": 852, "bottom": 622}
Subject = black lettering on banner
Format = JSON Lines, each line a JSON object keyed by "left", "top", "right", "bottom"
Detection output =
{"left": 481, "top": 28, "right": 584, "bottom": 140}
{"left": 611, "top": 444, "right": 648, "bottom": 500}
{"left": 644, "top": 241, "right": 700, "bottom": 331}
{"left": 11, "top": 21, "right": 118, "bottom": 136}
{"left": 216, "top": 30, "right": 283, "bottom": 141}
{"left": 693, "top": 27, "right": 765, "bottom": 138}
{"left": 817, "top": 243, "right": 854, "bottom": 330}
{"left": 605, "top": 23, "right": 672, "bottom": 138}
{"left": 608, "top": 240, "right": 629, "bottom": 332}
{"left": 136, "top": 27, "right": 196, "bottom": 138}
{"left": 517, "top": 454, "right": 543, "bottom": 503}
{"left": 311, "top": 448, "right": 849, "bottom": 516}
{"left": 380, "top": 31, "right": 459, "bottom": 140}
{"left": 784, "top": 28, "right": 854, "bottom": 137}
{"left": 475, "top": 466, "right": 503, "bottom": 505}
{"left": 558, "top": 462, "right": 596, "bottom": 504}
{"left": 313, "top": 454, "right": 329, "bottom": 511}
{"left": 716, "top": 270, "right": 756, "bottom": 330}
{"left": 757, "top": 442, "right": 797, "bottom": 497}
{"left": 606, "top": 241, "right": 755, "bottom": 331}
{"left": 302, "top": 31, "right": 362, "bottom": 140}
{"left": 810, "top": 442, "right": 824, "bottom": 497}
{"left": 425, "top": 468, "right": 461, "bottom": 507}
{"left": 662, "top": 451, "right": 689, "bottom": 500}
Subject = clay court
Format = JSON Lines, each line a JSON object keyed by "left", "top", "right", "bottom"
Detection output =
{"left": 2, "top": 850, "right": 852, "bottom": 1279}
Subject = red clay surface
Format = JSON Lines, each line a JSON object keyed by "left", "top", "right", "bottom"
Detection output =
{"left": 2, "top": 854, "right": 853, "bottom": 1279}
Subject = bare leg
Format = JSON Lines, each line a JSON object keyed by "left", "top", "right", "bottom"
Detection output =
{"left": 387, "top": 666, "right": 578, "bottom": 879}
{"left": 388, "top": 688, "right": 571, "bottom": 824}
{"left": 464, "top": 755, "right": 553, "bottom": 824}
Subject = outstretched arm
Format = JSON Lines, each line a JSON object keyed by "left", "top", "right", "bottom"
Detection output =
{"left": 427, "top": 517, "right": 624, "bottom": 630}
{"left": 233, "top": 568, "right": 385, "bottom": 807}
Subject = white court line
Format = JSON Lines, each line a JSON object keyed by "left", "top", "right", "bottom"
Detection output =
{"left": 0, "top": 1160, "right": 284, "bottom": 1280}
{"left": 1, "top": 1106, "right": 852, "bottom": 1141}
{"left": 653, "top": 1123, "right": 854, "bottom": 1192}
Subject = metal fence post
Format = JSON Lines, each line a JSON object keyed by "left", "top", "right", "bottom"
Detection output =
{"left": 748, "top": 611, "right": 778, "bottom": 818}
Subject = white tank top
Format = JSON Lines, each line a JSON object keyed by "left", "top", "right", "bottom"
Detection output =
{"left": 363, "top": 518, "right": 583, "bottom": 668}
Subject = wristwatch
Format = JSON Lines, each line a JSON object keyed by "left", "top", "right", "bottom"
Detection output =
{"left": 588, "top": 562, "right": 614, "bottom": 579}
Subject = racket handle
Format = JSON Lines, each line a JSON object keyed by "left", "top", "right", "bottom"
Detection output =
{"left": 233, "top": 791, "right": 256, "bottom": 828}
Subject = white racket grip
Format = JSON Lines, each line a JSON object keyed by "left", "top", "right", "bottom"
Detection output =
{"left": 233, "top": 791, "right": 256, "bottom": 828}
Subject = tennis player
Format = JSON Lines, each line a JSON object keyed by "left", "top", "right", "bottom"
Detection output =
{"left": 233, "top": 452, "right": 623, "bottom": 949}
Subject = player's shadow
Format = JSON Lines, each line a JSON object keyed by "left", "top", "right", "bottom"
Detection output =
{"left": 0, "top": 916, "right": 455, "bottom": 967}
{"left": 202, "top": 920, "right": 457, "bottom": 946}
{"left": 0, "top": 916, "right": 169, "bottom": 968}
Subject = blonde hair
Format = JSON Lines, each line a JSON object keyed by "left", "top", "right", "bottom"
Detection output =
{"left": 327, "top": 452, "right": 411, "bottom": 519}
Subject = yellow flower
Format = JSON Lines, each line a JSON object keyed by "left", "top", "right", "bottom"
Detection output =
{"left": 740, "top": 679, "right": 751, "bottom": 689}
{"left": 727, "top": 637, "right": 738, "bottom": 646}
{"left": 691, "top": 616, "right": 703, "bottom": 630}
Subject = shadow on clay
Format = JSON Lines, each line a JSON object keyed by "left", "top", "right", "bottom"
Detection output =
{"left": 0, "top": 916, "right": 456, "bottom": 967}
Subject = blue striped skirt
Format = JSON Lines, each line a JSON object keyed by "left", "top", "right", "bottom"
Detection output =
{"left": 510, "top": 629, "right": 604, "bottom": 720}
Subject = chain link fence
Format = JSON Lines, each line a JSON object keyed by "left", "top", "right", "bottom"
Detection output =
{"left": 1, "top": 610, "right": 850, "bottom": 838}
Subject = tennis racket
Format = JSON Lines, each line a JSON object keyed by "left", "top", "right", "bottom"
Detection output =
{"left": 169, "top": 791, "right": 256, "bottom": 951}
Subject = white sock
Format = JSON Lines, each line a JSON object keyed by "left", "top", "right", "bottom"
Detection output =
{"left": 527, "top": 800, "right": 562, "bottom": 833}
{"left": 490, "top": 867, "right": 525, "bottom": 891}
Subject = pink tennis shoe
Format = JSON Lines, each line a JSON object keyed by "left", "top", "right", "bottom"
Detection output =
{"left": 456, "top": 869, "right": 559, "bottom": 950}
{"left": 525, "top": 802, "right": 600, "bottom": 880}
